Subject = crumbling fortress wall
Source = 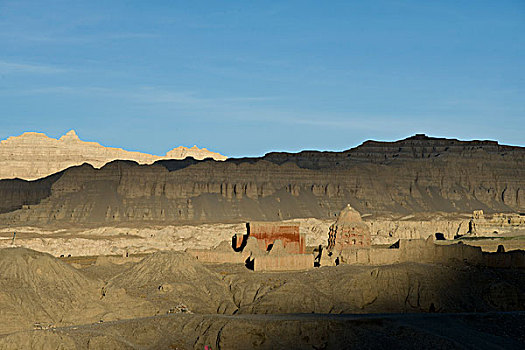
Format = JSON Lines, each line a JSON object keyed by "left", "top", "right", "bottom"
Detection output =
{"left": 188, "top": 222, "right": 312, "bottom": 271}
{"left": 336, "top": 238, "right": 525, "bottom": 268}
{"left": 247, "top": 222, "right": 305, "bottom": 254}
{"left": 188, "top": 207, "right": 524, "bottom": 272}
{"left": 252, "top": 239, "right": 314, "bottom": 271}
{"left": 340, "top": 238, "right": 483, "bottom": 266}
{"left": 321, "top": 206, "right": 525, "bottom": 268}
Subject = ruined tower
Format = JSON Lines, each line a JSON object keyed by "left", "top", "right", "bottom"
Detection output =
{"left": 327, "top": 205, "right": 371, "bottom": 252}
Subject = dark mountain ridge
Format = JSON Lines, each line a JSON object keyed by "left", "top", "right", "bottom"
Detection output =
{"left": 0, "top": 134, "right": 523, "bottom": 225}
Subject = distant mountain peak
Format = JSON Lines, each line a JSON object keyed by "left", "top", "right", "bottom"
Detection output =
{"left": 0, "top": 130, "right": 226, "bottom": 180}
{"left": 59, "top": 129, "right": 80, "bottom": 142}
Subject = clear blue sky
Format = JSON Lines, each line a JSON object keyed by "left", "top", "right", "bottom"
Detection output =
{"left": 1, "top": 0, "right": 523, "bottom": 157}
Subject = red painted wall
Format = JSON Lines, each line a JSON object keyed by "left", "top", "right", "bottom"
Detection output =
{"left": 248, "top": 222, "right": 305, "bottom": 254}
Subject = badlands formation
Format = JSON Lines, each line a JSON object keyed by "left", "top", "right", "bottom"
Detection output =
{"left": 0, "top": 134, "right": 524, "bottom": 349}
{"left": 0, "top": 130, "right": 226, "bottom": 180}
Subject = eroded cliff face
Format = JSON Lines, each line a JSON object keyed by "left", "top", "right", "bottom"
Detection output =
{"left": 0, "top": 130, "right": 226, "bottom": 180}
{"left": 0, "top": 135, "right": 523, "bottom": 225}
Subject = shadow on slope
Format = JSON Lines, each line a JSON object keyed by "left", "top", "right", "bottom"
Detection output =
{"left": 107, "top": 251, "right": 237, "bottom": 315}
{"left": 0, "top": 247, "right": 152, "bottom": 335}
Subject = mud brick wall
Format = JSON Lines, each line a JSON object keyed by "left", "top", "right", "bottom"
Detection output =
{"left": 248, "top": 222, "right": 305, "bottom": 254}
{"left": 254, "top": 254, "right": 313, "bottom": 271}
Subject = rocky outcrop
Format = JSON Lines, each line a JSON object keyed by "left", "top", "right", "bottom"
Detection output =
{"left": 367, "top": 217, "right": 471, "bottom": 244}
{"left": 468, "top": 210, "right": 525, "bottom": 236}
{"left": 0, "top": 130, "right": 226, "bottom": 180}
{"left": 0, "top": 134, "right": 523, "bottom": 225}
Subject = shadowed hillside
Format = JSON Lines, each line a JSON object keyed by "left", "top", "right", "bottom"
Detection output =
{"left": 0, "top": 135, "right": 523, "bottom": 225}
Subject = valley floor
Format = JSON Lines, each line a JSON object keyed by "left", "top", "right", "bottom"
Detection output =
{"left": 2, "top": 311, "right": 524, "bottom": 349}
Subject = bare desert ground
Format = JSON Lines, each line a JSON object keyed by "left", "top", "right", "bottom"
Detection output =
{"left": 0, "top": 212, "right": 524, "bottom": 349}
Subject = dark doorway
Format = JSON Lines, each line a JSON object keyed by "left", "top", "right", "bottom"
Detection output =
{"left": 245, "top": 256, "right": 254, "bottom": 270}
{"left": 435, "top": 232, "right": 446, "bottom": 240}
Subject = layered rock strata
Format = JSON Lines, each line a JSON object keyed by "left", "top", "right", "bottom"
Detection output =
{"left": 468, "top": 210, "right": 525, "bottom": 236}
{"left": 0, "top": 130, "right": 226, "bottom": 180}
{"left": 0, "top": 134, "right": 523, "bottom": 225}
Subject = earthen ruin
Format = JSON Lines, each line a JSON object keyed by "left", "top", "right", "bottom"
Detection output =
{"left": 246, "top": 222, "right": 305, "bottom": 254}
{"left": 190, "top": 221, "right": 312, "bottom": 271}
{"left": 327, "top": 204, "right": 371, "bottom": 252}
{"left": 188, "top": 206, "right": 525, "bottom": 272}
